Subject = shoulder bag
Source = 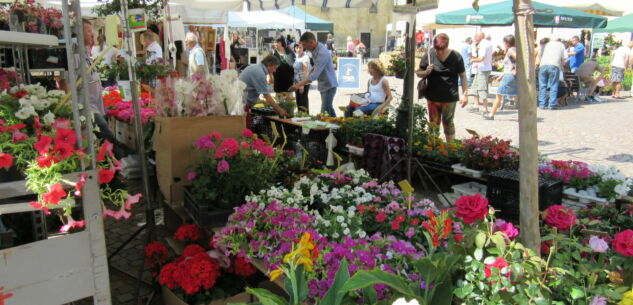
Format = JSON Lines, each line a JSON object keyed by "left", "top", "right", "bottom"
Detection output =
{"left": 417, "top": 49, "right": 433, "bottom": 99}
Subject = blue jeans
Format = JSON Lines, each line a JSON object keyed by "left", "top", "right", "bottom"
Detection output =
{"left": 345, "top": 103, "right": 380, "bottom": 117}
{"left": 538, "top": 65, "right": 560, "bottom": 108}
{"left": 320, "top": 87, "right": 337, "bottom": 117}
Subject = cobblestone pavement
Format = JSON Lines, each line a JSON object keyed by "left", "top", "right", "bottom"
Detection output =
{"left": 307, "top": 67, "right": 633, "bottom": 177}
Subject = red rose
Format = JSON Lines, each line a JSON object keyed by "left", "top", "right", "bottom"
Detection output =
{"left": 43, "top": 183, "right": 67, "bottom": 205}
{"left": 455, "top": 194, "right": 489, "bottom": 224}
{"left": 0, "top": 153, "right": 13, "bottom": 169}
{"left": 613, "top": 229, "right": 633, "bottom": 257}
{"left": 484, "top": 257, "right": 508, "bottom": 278}
{"left": 544, "top": 205, "right": 577, "bottom": 231}
{"left": 98, "top": 169, "right": 116, "bottom": 184}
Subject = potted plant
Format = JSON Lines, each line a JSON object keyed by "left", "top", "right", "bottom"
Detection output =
{"left": 144, "top": 224, "right": 262, "bottom": 305}
{"left": 184, "top": 129, "right": 282, "bottom": 227}
{"left": 413, "top": 135, "right": 463, "bottom": 169}
{"left": 388, "top": 51, "right": 407, "bottom": 79}
{"left": 456, "top": 135, "right": 519, "bottom": 176}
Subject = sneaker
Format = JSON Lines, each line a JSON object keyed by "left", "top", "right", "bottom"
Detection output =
{"left": 592, "top": 96, "right": 603, "bottom": 103}
{"left": 548, "top": 106, "right": 560, "bottom": 110}
{"left": 483, "top": 113, "right": 494, "bottom": 120}
{"left": 467, "top": 107, "right": 479, "bottom": 113}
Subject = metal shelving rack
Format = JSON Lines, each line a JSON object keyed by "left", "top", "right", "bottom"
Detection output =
{"left": 0, "top": 0, "right": 112, "bottom": 304}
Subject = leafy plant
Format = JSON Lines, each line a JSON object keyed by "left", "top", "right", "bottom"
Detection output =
{"left": 337, "top": 116, "right": 397, "bottom": 146}
{"left": 388, "top": 51, "right": 407, "bottom": 76}
{"left": 461, "top": 135, "right": 519, "bottom": 172}
{"left": 92, "top": 0, "right": 165, "bottom": 22}
{"left": 135, "top": 59, "right": 170, "bottom": 83}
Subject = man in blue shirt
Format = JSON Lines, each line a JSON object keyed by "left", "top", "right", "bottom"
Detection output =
{"left": 568, "top": 36, "right": 585, "bottom": 73}
{"left": 460, "top": 37, "right": 473, "bottom": 85}
{"left": 239, "top": 55, "right": 288, "bottom": 117}
{"left": 289, "top": 32, "right": 338, "bottom": 116}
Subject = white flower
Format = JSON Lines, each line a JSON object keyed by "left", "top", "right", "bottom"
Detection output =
{"left": 336, "top": 215, "right": 344, "bottom": 223}
{"left": 323, "top": 220, "right": 331, "bottom": 227}
{"left": 357, "top": 230, "right": 367, "bottom": 238}
{"left": 343, "top": 228, "right": 350, "bottom": 235}
{"left": 341, "top": 222, "right": 348, "bottom": 228}
{"left": 42, "top": 111, "right": 56, "bottom": 125}
{"left": 392, "top": 298, "right": 420, "bottom": 305}
{"left": 332, "top": 232, "right": 340, "bottom": 239}
{"left": 19, "top": 97, "right": 32, "bottom": 108}
{"left": 15, "top": 105, "right": 37, "bottom": 120}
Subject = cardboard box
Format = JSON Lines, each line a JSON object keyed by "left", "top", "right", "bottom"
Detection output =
{"left": 115, "top": 120, "right": 139, "bottom": 151}
{"left": 153, "top": 115, "right": 246, "bottom": 203}
{"left": 162, "top": 286, "right": 253, "bottom": 305}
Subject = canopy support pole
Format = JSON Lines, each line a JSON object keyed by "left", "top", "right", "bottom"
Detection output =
{"left": 513, "top": 0, "right": 541, "bottom": 254}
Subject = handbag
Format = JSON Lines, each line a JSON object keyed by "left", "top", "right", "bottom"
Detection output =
{"left": 417, "top": 49, "right": 432, "bottom": 99}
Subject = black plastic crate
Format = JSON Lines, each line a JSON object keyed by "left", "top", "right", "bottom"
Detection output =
{"left": 486, "top": 170, "right": 563, "bottom": 222}
{"left": 183, "top": 188, "right": 233, "bottom": 228}
{"left": 27, "top": 48, "right": 68, "bottom": 70}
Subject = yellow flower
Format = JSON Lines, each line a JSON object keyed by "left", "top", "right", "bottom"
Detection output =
{"left": 269, "top": 268, "right": 284, "bottom": 282}
{"left": 620, "top": 290, "right": 633, "bottom": 305}
{"left": 282, "top": 232, "right": 315, "bottom": 269}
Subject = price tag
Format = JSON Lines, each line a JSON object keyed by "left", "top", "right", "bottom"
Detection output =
{"left": 398, "top": 180, "right": 414, "bottom": 210}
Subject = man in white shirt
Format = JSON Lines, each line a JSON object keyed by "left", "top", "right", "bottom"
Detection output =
{"left": 538, "top": 38, "right": 568, "bottom": 109}
{"left": 468, "top": 32, "right": 493, "bottom": 113}
{"left": 609, "top": 42, "right": 632, "bottom": 99}
{"left": 143, "top": 31, "right": 163, "bottom": 64}
{"left": 184, "top": 32, "right": 208, "bottom": 77}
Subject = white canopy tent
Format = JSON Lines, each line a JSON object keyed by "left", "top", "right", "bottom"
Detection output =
{"left": 227, "top": 10, "right": 305, "bottom": 29}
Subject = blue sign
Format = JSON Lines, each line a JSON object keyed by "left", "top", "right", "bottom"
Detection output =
{"left": 337, "top": 58, "right": 362, "bottom": 89}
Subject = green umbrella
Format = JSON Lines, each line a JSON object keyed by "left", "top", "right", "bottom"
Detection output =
{"left": 594, "top": 13, "right": 633, "bottom": 33}
{"left": 436, "top": 0, "right": 607, "bottom": 28}
{"left": 278, "top": 6, "right": 334, "bottom": 32}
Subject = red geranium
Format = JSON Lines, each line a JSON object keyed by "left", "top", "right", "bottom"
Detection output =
{"left": 159, "top": 262, "right": 181, "bottom": 290}
{"left": 42, "top": 183, "right": 66, "bottom": 205}
{"left": 144, "top": 241, "right": 169, "bottom": 268}
{"left": 0, "top": 153, "right": 13, "bottom": 169}
{"left": 231, "top": 255, "right": 257, "bottom": 277}
{"left": 183, "top": 244, "right": 206, "bottom": 257}
{"left": 613, "top": 229, "right": 633, "bottom": 257}
{"left": 455, "top": 194, "right": 488, "bottom": 224}
{"left": 188, "top": 253, "right": 221, "bottom": 291}
{"left": 214, "top": 138, "right": 239, "bottom": 159}
{"left": 544, "top": 205, "right": 577, "bottom": 231}
{"left": 98, "top": 169, "right": 116, "bottom": 184}
{"left": 241, "top": 129, "right": 254, "bottom": 138}
{"left": 54, "top": 128, "right": 77, "bottom": 146}
{"left": 174, "top": 224, "right": 203, "bottom": 242}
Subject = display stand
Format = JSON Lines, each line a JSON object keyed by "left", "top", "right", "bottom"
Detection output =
{"left": 0, "top": 0, "right": 112, "bottom": 304}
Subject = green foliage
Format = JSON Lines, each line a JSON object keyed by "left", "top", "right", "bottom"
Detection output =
{"left": 92, "top": 0, "right": 165, "bottom": 22}
{"left": 135, "top": 60, "right": 170, "bottom": 83}
{"left": 337, "top": 116, "right": 397, "bottom": 146}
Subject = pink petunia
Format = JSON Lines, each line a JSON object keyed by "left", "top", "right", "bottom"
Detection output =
{"left": 125, "top": 193, "right": 142, "bottom": 210}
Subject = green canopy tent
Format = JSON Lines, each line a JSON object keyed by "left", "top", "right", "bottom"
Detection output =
{"left": 278, "top": 6, "right": 334, "bottom": 33}
{"left": 435, "top": 0, "right": 607, "bottom": 28}
{"left": 594, "top": 14, "right": 633, "bottom": 33}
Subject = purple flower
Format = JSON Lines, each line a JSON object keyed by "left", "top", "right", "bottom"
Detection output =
{"left": 217, "top": 160, "right": 230, "bottom": 173}
{"left": 405, "top": 227, "right": 415, "bottom": 238}
{"left": 194, "top": 135, "right": 215, "bottom": 150}
{"left": 588, "top": 236, "right": 609, "bottom": 253}
{"left": 495, "top": 220, "right": 519, "bottom": 240}
{"left": 187, "top": 171, "right": 197, "bottom": 180}
{"left": 589, "top": 295, "right": 607, "bottom": 305}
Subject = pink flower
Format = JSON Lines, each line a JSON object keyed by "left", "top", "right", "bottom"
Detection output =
{"left": 217, "top": 160, "right": 230, "bottom": 173}
{"left": 240, "top": 141, "right": 250, "bottom": 149}
{"left": 194, "top": 135, "right": 215, "bottom": 150}
{"left": 29, "top": 201, "right": 51, "bottom": 215}
{"left": 97, "top": 140, "right": 114, "bottom": 162}
{"left": 258, "top": 146, "right": 275, "bottom": 158}
{"left": 405, "top": 227, "right": 415, "bottom": 238}
{"left": 187, "top": 172, "right": 197, "bottom": 181}
{"left": 12, "top": 130, "right": 27, "bottom": 142}
{"left": 241, "top": 129, "right": 254, "bottom": 138}
{"left": 210, "top": 132, "right": 222, "bottom": 140}
{"left": 125, "top": 193, "right": 142, "bottom": 210}
{"left": 495, "top": 219, "right": 519, "bottom": 240}
{"left": 103, "top": 205, "right": 132, "bottom": 220}
{"left": 214, "top": 138, "right": 239, "bottom": 158}
{"left": 74, "top": 173, "right": 87, "bottom": 196}
{"left": 613, "top": 229, "right": 633, "bottom": 257}
{"left": 60, "top": 216, "right": 86, "bottom": 233}
{"left": 588, "top": 236, "right": 609, "bottom": 253}
{"left": 544, "top": 205, "right": 577, "bottom": 231}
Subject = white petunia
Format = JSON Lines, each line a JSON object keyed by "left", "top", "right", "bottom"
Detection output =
{"left": 15, "top": 105, "right": 37, "bottom": 120}
{"left": 42, "top": 111, "right": 56, "bottom": 125}
{"left": 336, "top": 215, "right": 344, "bottom": 223}
{"left": 343, "top": 228, "right": 350, "bottom": 235}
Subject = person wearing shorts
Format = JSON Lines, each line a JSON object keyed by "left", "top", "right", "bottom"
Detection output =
{"left": 469, "top": 32, "right": 493, "bottom": 113}
{"left": 575, "top": 58, "right": 605, "bottom": 103}
{"left": 416, "top": 33, "right": 468, "bottom": 142}
{"left": 610, "top": 42, "right": 632, "bottom": 99}
{"left": 484, "top": 35, "right": 517, "bottom": 120}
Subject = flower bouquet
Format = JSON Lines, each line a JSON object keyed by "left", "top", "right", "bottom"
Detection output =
{"left": 460, "top": 135, "right": 519, "bottom": 172}
{"left": 144, "top": 224, "right": 261, "bottom": 305}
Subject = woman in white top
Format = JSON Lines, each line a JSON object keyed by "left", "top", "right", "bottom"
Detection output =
{"left": 293, "top": 44, "right": 311, "bottom": 114}
{"left": 142, "top": 31, "right": 163, "bottom": 64}
{"left": 345, "top": 60, "right": 393, "bottom": 117}
{"left": 485, "top": 35, "right": 516, "bottom": 120}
